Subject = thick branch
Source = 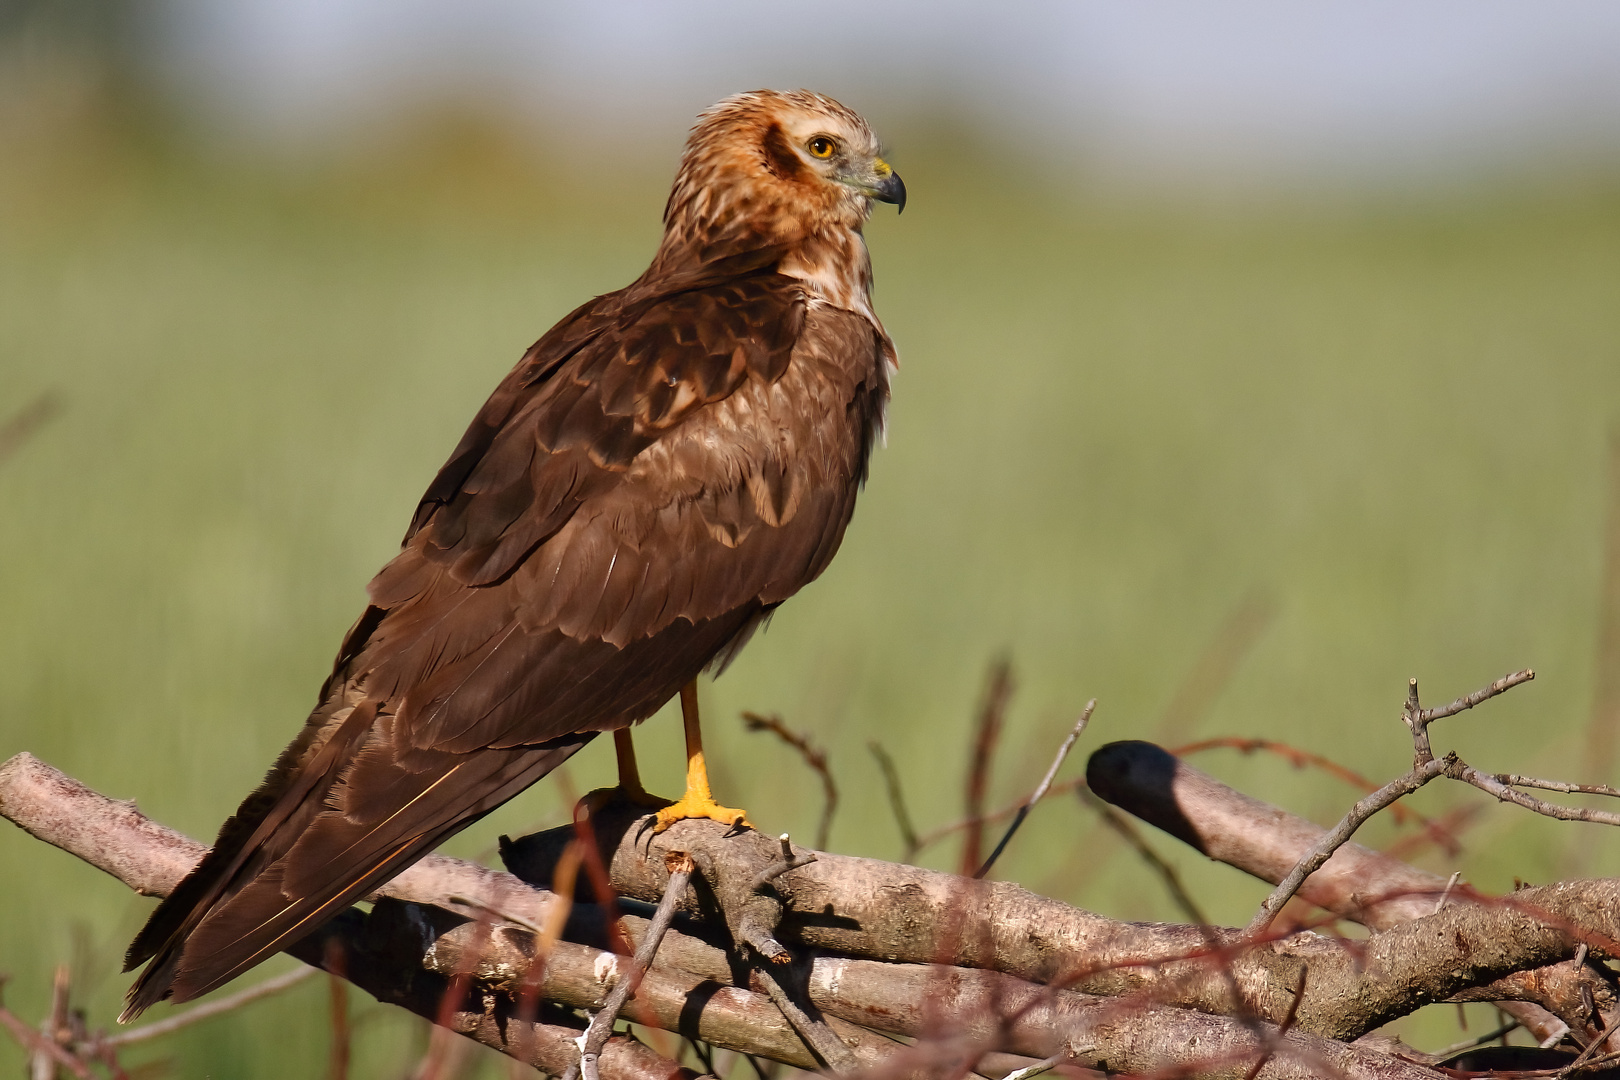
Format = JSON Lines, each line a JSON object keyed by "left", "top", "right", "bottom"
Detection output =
{"left": 1085, "top": 740, "right": 1617, "bottom": 1039}
{"left": 0, "top": 753, "right": 685, "bottom": 1080}
{"left": 11, "top": 750, "right": 1610, "bottom": 1075}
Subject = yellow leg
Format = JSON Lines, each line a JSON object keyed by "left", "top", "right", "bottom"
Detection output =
{"left": 581, "top": 728, "right": 670, "bottom": 813}
{"left": 613, "top": 728, "right": 648, "bottom": 799}
{"left": 653, "top": 680, "right": 751, "bottom": 832}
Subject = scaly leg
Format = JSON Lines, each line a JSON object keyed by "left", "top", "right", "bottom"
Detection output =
{"left": 653, "top": 680, "right": 750, "bottom": 832}
{"left": 581, "top": 728, "right": 671, "bottom": 814}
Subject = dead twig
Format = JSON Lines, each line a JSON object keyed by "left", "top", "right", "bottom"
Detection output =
{"left": 104, "top": 964, "right": 319, "bottom": 1046}
{"left": 963, "top": 658, "right": 1014, "bottom": 876}
{"left": 0, "top": 393, "right": 59, "bottom": 469}
{"left": 567, "top": 851, "right": 696, "bottom": 1080}
{"left": 1251, "top": 670, "right": 1538, "bottom": 935}
{"left": 1405, "top": 670, "right": 1536, "bottom": 766}
{"left": 1082, "top": 787, "right": 1208, "bottom": 925}
{"left": 742, "top": 713, "right": 838, "bottom": 851}
{"left": 1246, "top": 756, "right": 1450, "bottom": 936}
{"left": 1499, "top": 776, "right": 1620, "bottom": 799}
{"left": 0, "top": 982, "right": 93, "bottom": 1080}
{"left": 867, "top": 740, "right": 921, "bottom": 861}
{"left": 1155, "top": 589, "right": 1275, "bottom": 745}
{"left": 1241, "top": 968, "right": 1309, "bottom": 1080}
{"left": 976, "top": 700, "right": 1095, "bottom": 879}
{"left": 1172, "top": 737, "right": 1460, "bottom": 851}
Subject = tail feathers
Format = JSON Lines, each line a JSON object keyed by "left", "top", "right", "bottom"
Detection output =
{"left": 121, "top": 729, "right": 592, "bottom": 1021}
{"left": 123, "top": 700, "right": 378, "bottom": 975}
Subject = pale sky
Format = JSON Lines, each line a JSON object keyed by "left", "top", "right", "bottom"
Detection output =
{"left": 152, "top": 0, "right": 1620, "bottom": 186}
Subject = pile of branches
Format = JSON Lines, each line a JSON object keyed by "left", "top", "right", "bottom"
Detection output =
{"left": 8, "top": 668, "right": 1620, "bottom": 1079}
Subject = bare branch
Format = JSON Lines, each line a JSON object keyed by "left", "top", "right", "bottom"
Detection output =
{"left": 867, "top": 740, "right": 920, "bottom": 861}
{"left": 0, "top": 988, "right": 92, "bottom": 1080}
{"left": 1499, "top": 776, "right": 1620, "bottom": 799}
{"left": 570, "top": 851, "right": 696, "bottom": 1080}
{"left": 1416, "top": 669, "right": 1537, "bottom": 725}
{"left": 976, "top": 700, "right": 1095, "bottom": 879}
{"left": 1246, "top": 757, "right": 1449, "bottom": 935}
{"left": 105, "top": 965, "right": 319, "bottom": 1047}
{"left": 1084, "top": 740, "right": 1595, "bottom": 1043}
{"left": 962, "top": 658, "right": 1015, "bottom": 876}
{"left": 742, "top": 713, "right": 838, "bottom": 850}
{"left": 1450, "top": 763, "right": 1620, "bottom": 827}
{"left": 1082, "top": 788, "right": 1208, "bottom": 925}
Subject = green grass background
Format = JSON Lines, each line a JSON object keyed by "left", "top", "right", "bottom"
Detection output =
{"left": 3, "top": 103, "right": 1620, "bottom": 1074}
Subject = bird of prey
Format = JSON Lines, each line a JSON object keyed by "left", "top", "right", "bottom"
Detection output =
{"left": 119, "top": 89, "right": 904, "bottom": 1019}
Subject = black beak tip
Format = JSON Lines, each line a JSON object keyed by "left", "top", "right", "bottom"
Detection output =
{"left": 876, "top": 171, "right": 907, "bottom": 214}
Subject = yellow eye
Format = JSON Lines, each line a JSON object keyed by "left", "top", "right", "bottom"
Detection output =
{"left": 807, "top": 136, "right": 837, "bottom": 159}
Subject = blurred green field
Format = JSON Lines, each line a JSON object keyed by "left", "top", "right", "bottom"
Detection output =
{"left": 2, "top": 109, "right": 1620, "bottom": 1074}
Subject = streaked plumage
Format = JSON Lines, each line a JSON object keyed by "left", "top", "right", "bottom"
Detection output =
{"left": 122, "top": 89, "right": 903, "bottom": 1017}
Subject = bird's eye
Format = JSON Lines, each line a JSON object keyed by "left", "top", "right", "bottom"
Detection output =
{"left": 807, "top": 136, "right": 837, "bottom": 159}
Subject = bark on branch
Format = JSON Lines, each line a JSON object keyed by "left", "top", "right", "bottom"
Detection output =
{"left": 6, "top": 749, "right": 1612, "bottom": 1079}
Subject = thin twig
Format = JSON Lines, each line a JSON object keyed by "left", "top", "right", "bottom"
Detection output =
{"left": 752, "top": 964, "right": 858, "bottom": 1075}
{"left": 1173, "top": 737, "right": 1460, "bottom": 849}
{"left": 1084, "top": 789, "right": 1208, "bottom": 925}
{"left": 571, "top": 852, "right": 696, "bottom": 1080}
{"left": 1557, "top": 1007, "right": 1615, "bottom": 1077}
{"left": 742, "top": 713, "right": 838, "bottom": 850}
{"left": 1453, "top": 765, "right": 1620, "bottom": 827}
{"left": 32, "top": 964, "right": 69, "bottom": 1080}
{"left": 975, "top": 700, "right": 1096, "bottom": 879}
{"left": 868, "top": 741, "right": 920, "bottom": 861}
{"left": 0, "top": 393, "right": 60, "bottom": 468}
{"left": 962, "top": 659, "right": 1014, "bottom": 876}
{"left": 0, "top": 988, "right": 93, "bottom": 1080}
{"left": 998, "top": 1054, "right": 1064, "bottom": 1080}
{"left": 1417, "top": 668, "right": 1538, "bottom": 723}
{"left": 1253, "top": 670, "right": 1541, "bottom": 936}
{"left": 1247, "top": 757, "right": 1449, "bottom": 935}
{"left": 1433, "top": 1018, "right": 1521, "bottom": 1059}
{"left": 104, "top": 964, "right": 319, "bottom": 1046}
{"left": 1431, "top": 872, "right": 1462, "bottom": 916}
{"left": 1241, "top": 968, "right": 1309, "bottom": 1080}
{"left": 326, "top": 938, "right": 351, "bottom": 1080}
{"left": 1498, "top": 775, "right": 1620, "bottom": 799}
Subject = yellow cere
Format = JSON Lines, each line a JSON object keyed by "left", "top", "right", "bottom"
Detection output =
{"left": 873, "top": 159, "right": 892, "bottom": 177}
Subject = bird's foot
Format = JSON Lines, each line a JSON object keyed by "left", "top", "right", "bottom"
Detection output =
{"left": 652, "top": 790, "right": 751, "bottom": 834}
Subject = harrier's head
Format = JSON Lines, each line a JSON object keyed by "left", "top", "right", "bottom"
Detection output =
{"left": 661, "top": 89, "right": 905, "bottom": 262}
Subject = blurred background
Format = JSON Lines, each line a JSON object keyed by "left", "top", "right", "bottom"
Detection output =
{"left": 3, "top": 0, "right": 1620, "bottom": 1074}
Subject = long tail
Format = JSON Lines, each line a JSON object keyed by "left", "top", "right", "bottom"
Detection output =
{"left": 121, "top": 699, "right": 592, "bottom": 1020}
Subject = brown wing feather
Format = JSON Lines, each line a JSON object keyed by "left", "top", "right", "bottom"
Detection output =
{"left": 124, "top": 261, "right": 889, "bottom": 1016}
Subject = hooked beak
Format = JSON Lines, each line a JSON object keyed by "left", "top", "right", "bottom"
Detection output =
{"left": 868, "top": 158, "right": 906, "bottom": 213}
{"left": 872, "top": 170, "right": 907, "bottom": 213}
